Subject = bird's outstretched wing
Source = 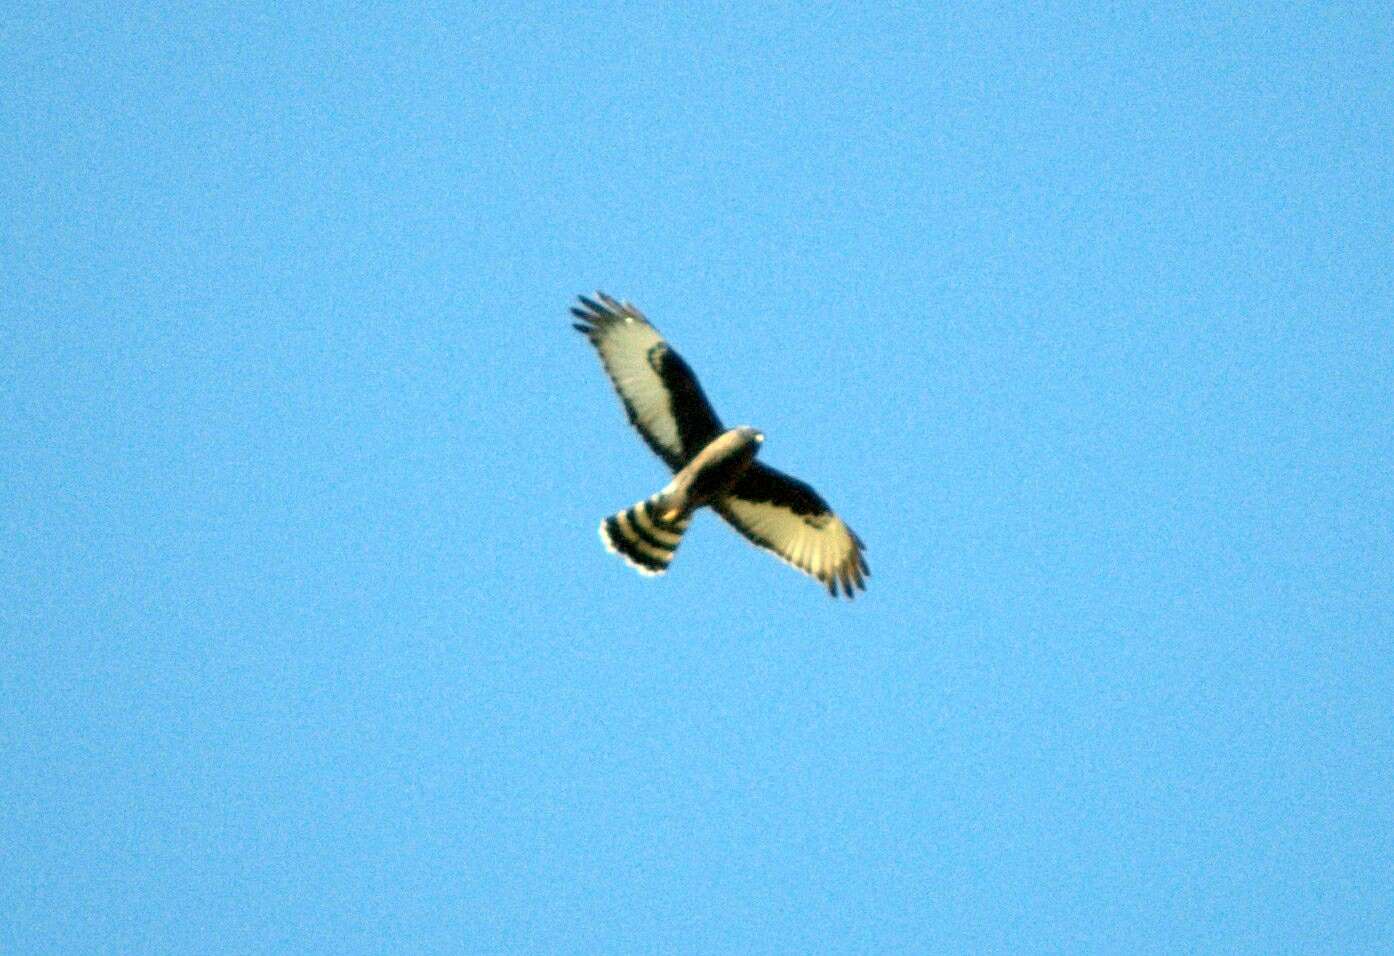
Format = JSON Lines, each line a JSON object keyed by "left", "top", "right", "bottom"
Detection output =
{"left": 572, "top": 292, "right": 724, "bottom": 471}
{"left": 714, "top": 462, "right": 869, "bottom": 598}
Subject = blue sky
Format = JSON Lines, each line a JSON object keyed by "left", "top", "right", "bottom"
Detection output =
{"left": 4, "top": 3, "right": 1391, "bottom": 952}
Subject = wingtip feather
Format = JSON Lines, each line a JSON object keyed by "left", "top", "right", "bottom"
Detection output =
{"left": 576, "top": 294, "right": 607, "bottom": 317}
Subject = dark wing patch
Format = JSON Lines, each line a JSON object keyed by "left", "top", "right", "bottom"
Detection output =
{"left": 714, "top": 461, "right": 869, "bottom": 598}
{"left": 572, "top": 293, "right": 724, "bottom": 471}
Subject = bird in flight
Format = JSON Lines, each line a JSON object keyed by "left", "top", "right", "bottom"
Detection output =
{"left": 572, "top": 292, "right": 869, "bottom": 598}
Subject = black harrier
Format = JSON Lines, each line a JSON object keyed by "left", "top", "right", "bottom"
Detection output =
{"left": 573, "top": 293, "right": 869, "bottom": 598}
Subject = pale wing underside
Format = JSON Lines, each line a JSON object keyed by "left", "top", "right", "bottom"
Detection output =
{"left": 714, "top": 462, "right": 869, "bottom": 598}
{"left": 572, "top": 294, "right": 723, "bottom": 472}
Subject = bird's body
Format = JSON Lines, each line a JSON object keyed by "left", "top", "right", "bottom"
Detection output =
{"left": 573, "top": 293, "right": 868, "bottom": 598}
{"left": 658, "top": 425, "right": 764, "bottom": 518}
{"left": 597, "top": 426, "right": 764, "bottom": 576}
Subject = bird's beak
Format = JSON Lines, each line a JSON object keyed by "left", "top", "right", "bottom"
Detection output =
{"left": 754, "top": 432, "right": 765, "bottom": 443}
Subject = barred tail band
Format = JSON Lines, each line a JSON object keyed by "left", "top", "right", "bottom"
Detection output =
{"left": 599, "top": 498, "right": 692, "bottom": 576}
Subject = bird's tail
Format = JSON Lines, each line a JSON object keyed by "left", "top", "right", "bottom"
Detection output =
{"left": 599, "top": 495, "right": 693, "bottom": 576}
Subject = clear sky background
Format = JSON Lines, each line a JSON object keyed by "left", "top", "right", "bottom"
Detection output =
{"left": 4, "top": 4, "right": 1391, "bottom": 953}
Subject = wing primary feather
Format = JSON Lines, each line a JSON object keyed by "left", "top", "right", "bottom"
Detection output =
{"left": 577, "top": 295, "right": 608, "bottom": 316}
